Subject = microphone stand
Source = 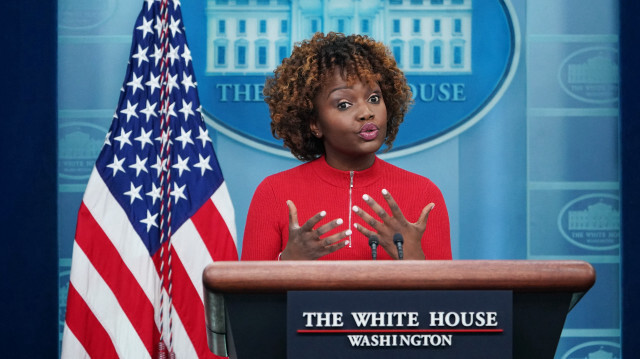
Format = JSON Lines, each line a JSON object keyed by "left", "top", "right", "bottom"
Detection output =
{"left": 393, "top": 233, "right": 404, "bottom": 260}
{"left": 368, "top": 235, "right": 379, "bottom": 260}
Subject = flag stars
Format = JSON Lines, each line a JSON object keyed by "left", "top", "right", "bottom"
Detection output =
{"left": 92, "top": 2, "right": 229, "bottom": 246}
{"left": 181, "top": 72, "right": 196, "bottom": 94}
{"left": 178, "top": 99, "right": 195, "bottom": 121}
{"left": 129, "top": 155, "right": 149, "bottom": 177}
{"left": 162, "top": 102, "right": 178, "bottom": 120}
{"left": 154, "top": 16, "right": 164, "bottom": 37}
{"left": 194, "top": 154, "right": 213, "bottom": 176}
{"left": 171, "top": 182, "right": 187, "bottom": 204}
{"left": 146, "top": 182, "right": 162, "bottom": 205}
{"left": 181, "top": 44, "right": 192, "bottom": 66}
{"left": 106, "top": 154, "right": 126, "bottom": 176}
{"left": 197, "top": 127, "right": 213, "bottom": 147}
{"left": 150, "top": 45, "right": 163, "bottom": 68}
{"left": 113, "top": 128, "right": 133, "bottom": 149}
{"left": 137, "top": 17, "right": 154, "bottom": 38}
{"left": 120, "top": 100, "right": 139, "bottom": 122}
{"left": 175, "top": 127, "right": 194, "bottom": 149}
{"left": 127, "top": 73, "right": 145, "bottom": 94}
{"left": 132, "top": 45, "right": 149, "bottom": 67}
{"left": 146, "top": 72, "right": 161, "bottom": 95}
{"left": 169, "top": 16, "right": 182, "bottom": 37}
{"left": 172, "top": 155, "right": 191, "bottom": 177}
{"left": 140, "top": 210, "right": 159, "bottom": 232}
{"left": 167, "top": 44, "right": 180, "bottom": 66}
{"left": 104, "top": 130, "right": 112, "bottom": 146}
{"left": 155, "top": 128, "right": 173, "bottom": 147}
{"left": 166, "top": 73, "right": 180, "bottom": 94}
{"left": 140, "top": 100, "right": 158, "bottom": 122}
{"left": 151, "top": 155, "right": 168, "bottom": 176}
{"left": 124, "top": 182, "right": 143, "bottom": 204}
{"left": 135, "top": 127, "right": 154, "bottom": 150}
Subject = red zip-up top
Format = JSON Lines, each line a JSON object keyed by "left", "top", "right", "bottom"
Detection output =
{"left": 241, "top": 156, "right": 452, "bottom": 260}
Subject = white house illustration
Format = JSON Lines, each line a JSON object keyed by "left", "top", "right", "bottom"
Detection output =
{"left": 568, "top": 202, "right": 620, "bottom": 231}
{"left": 205, "top": 0, "right": 472, "bottom": 75}
{"left": 567, "top": 55, "right": 619, "bottom": 85}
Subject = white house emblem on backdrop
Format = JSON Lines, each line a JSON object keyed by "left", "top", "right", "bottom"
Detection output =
{"left": 557, "top": 193, "right": 620, "bottom": 251}
{"left": 560, "top": 341, "right": 620, "bottom": 359}
{"left": 558, "top": 47, "right": 619, "bottom": 104}
{"left": 186, "top": 0, "right": 519, "bottom": 155}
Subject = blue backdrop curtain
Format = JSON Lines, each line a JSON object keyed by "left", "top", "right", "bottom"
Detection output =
{"left": 0, "top": 0, "right": 58, "bottom": 357}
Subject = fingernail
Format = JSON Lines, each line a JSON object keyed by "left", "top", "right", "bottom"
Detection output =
{"left": 344, "top": 240, "right": 350, "bottom": 246}
{"left": 345, "top": 230, "right": 352, "bottom": 236}
{"left": 381, "top": 188, "right": 388, "bottom": 195}
{"left": 320, "top": 211, "right": 326, "bottom": 217}
{"left": 362, "top": 194, "right": 370, "bottom": 201}
{"left": 336, "top": 218, "right": 343, "bottom": 225}
{"left": 352, "top": 206, "right": 359, "bottom": 212}
{"left": 354, "top": 223, "right": 359, "bottom": 229}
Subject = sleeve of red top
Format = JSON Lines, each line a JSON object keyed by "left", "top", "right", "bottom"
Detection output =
{"left": 421, "top": 181, "right": 452, "bottom": 260}
{"left": 241, "top": 179, "right": 283, "bottom": 260}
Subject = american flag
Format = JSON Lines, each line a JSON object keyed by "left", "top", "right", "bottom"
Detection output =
{"left": 61, "top": 0, "right": 238, "bottom": 358}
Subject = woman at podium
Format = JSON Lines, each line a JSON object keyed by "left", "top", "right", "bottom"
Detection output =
{"left": 241, "top": 33, "right": 452, "bottom": 261}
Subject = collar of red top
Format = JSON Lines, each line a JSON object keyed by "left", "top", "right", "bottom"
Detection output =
{"left": 311, "top": 155, "right": 383, "bottom": 188}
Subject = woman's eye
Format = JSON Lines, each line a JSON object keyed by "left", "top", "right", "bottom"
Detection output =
{"left": 337, "top": 101, "right": 351, "bottom": 110}
{"left": 369, "top": 94, "right": 381, "bottom": 103}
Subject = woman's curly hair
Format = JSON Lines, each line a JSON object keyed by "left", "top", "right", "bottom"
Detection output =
{"left": 264, "top": 32, "right": 413, "bottom": 162}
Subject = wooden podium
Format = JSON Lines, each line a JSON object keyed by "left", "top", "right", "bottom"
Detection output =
{"left": 202, "top": 260, "right": 595, "bottom": 359}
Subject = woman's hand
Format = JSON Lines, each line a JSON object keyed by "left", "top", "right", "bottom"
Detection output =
{"left": 352, "top": 189, "right": 434, "bottom": 260}
{"left": 280, "top": 200, "right": 351, "bottom": 260}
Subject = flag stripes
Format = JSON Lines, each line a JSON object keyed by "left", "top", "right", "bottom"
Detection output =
{"left": 75, "top": 203, "right": 158, "bottom": 354}
{"left": 68, "top": 244, "right": 152, "bottom": 358}
{"left": 65, "top": 284, "right": 119, "bottom": 359}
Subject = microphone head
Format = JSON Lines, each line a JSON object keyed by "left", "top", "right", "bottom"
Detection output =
{"left": 369, "top": 235, "right": 379, "bottom": 246}
{"left": 393, "top": 233, "right": 404, "bottom": 244}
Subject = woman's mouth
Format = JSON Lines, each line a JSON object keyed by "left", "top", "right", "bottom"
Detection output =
{"left": 358, "top": 123, "right": 379, "bottom": 141}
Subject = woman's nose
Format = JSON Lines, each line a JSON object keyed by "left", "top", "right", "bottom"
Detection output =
{"left": 358, "top": 104, "right": 375, "bottom": 121}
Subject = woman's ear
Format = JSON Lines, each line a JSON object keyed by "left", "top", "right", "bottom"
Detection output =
{"left": 310, "top": 121, "right": 322, "bottom": 138}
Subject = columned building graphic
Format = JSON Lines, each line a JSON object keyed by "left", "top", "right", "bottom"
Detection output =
{"left": 206, "top": 0, "right": 472, "bottom": 75}
{"left": 568, "top": 202, "right": 621, "bottom": 231}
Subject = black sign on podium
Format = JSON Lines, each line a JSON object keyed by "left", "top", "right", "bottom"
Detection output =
{"left": 287, "top": 290, "right": 512, "bottom": 358}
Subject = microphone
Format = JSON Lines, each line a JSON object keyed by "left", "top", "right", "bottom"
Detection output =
{"left": 368, "top": 235, "right": 379, "bottom": 260}
{"left": 393, "top": 233, "right": 404, "bottom": 260}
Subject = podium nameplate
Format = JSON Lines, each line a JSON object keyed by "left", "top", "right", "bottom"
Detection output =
{"left": 287, "top": 290, "right": 512, "bottom": 359}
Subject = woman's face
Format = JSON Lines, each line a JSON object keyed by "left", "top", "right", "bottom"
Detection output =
{"left": 311, "top": 69, "right": 388, "bottom": 171}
